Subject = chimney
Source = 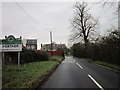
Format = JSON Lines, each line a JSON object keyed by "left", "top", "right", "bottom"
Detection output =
{"left": 5, "top": 36, "right": 7, "bottom": 39}
{"left": 41, "top": 44, "right": 42, "bottom": 49}
{"left": 20, "top": 36, "right": 22, "bottom": 39}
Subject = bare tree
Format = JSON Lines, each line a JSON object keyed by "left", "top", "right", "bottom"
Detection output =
{"left": 70, "top": 2, "right": 98, "bottom": 46}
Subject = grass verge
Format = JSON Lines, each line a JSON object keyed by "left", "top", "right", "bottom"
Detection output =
{"left": 3, "top": 60, "right": 60, "bottom": 88}
{"left": 81, "top": 58, "right": 120, "bottom": 71}
{"left": 49, "top": 55, "right": 64, "bottom": 63}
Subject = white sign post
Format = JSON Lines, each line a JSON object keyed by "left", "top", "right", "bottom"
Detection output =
{"left": 0, "top": 35, "right": 22, "bottom": 66}
{"left": 18, "top": 52, "right": 20, "bottom": 66}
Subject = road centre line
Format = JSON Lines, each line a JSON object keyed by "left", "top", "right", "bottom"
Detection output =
{"left": 88, "top": 75, "right": 104, "bottom": 90}
{"left": 76, "top": 63, "right": 83, "bottom": 69}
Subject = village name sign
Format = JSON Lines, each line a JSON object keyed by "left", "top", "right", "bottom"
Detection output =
{"left": 0, "top": 35, "right": 22, "bottom": 52}
{"left": 0, "top": 35, "right": 22, "bottom": 66}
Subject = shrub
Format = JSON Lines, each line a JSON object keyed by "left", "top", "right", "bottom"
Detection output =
{"left": 21, "top": 48, "right": 49, "bottom": 64}
{"left": 3, "top": 48, "right": 50, "bottom": 64}
{"left": 71, "top": 29, "right": 120, "bottom": 65}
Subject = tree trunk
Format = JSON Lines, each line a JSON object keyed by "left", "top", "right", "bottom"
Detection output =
{"left": 84, "top": 36, "right": 88, "bottom": 57}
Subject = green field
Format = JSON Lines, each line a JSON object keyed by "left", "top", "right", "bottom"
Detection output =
{"left": 3, "top": 56, "right": 64, "bottom": 88}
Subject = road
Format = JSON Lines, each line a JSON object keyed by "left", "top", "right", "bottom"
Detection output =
{"left": 41, "top": 56, "right": 119, "bottom": 89}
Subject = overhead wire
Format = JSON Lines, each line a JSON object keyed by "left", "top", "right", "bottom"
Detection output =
{"left": 14, "top": 2, "right": 40, "bottom": 25}
{"left": 14, "top": 2, "right": 49, "bottom": 32}
{"left": 14, "top": 2, "right": 49, "bottom": 39}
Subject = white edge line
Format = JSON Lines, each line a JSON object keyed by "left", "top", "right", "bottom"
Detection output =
{"left": 76, "top": 63, "right": 83, "bottom": 69}
{"left": 88, "top": 75, "right": 104, "bottom": 90}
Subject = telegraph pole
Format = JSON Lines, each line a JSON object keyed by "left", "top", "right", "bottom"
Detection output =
{"left": 50, "top": 31, "right": 53, "bottom": 51}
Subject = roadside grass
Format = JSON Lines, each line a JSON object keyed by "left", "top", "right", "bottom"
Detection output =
{"left": 49, "top": 55, "right": 64, "bottom": 63}
{"left": 3, "top": 59, "right": 61, "bottom": 88}
{"left": 81, "top": 58, "right": 93, "bottom": 63}
{"left": 82, "top": 58, "right": 120, "bottom": 71}
{"left": 95, "top": 61, "right": 120, "bottom": 71}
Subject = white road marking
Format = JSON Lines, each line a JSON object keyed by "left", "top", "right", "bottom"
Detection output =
{"left": 76, "top": 63, "right": 83, "bottom": 69}
{"left": 62, "top": 60, "right": 76, "bottom": 63}
{"left": 88, "top": 75, "right": 104, "bottom": 90}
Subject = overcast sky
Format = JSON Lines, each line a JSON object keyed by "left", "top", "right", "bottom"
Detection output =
{"left": 1, "top": 0, "right": 118, "bottom": 49}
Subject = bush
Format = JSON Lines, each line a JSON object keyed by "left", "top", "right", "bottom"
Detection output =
{"left": 3, "top": 48, "right": 50, "bottom": 64}
{"left": 71, "top": 43, "right": 86, "bottom": 58}
{"left": 71, "top": 29, "right": 120, "bottom": 65}
{"left": 21, "top": 48, "right": 49, "bottom": 64}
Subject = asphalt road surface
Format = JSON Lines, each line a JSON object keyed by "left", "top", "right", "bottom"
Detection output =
{"left": 42, "top": 56, "right": 119, "bottom": 89}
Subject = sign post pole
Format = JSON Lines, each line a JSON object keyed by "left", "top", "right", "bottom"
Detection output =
{"left": 18, "top": 51, "right": 20, "bottom": 66}
{"left": 2, "top": 52, "right": 4, "bottom": 65}
{"left": 2, "top": 52, "right": 4, "bottom": 60}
